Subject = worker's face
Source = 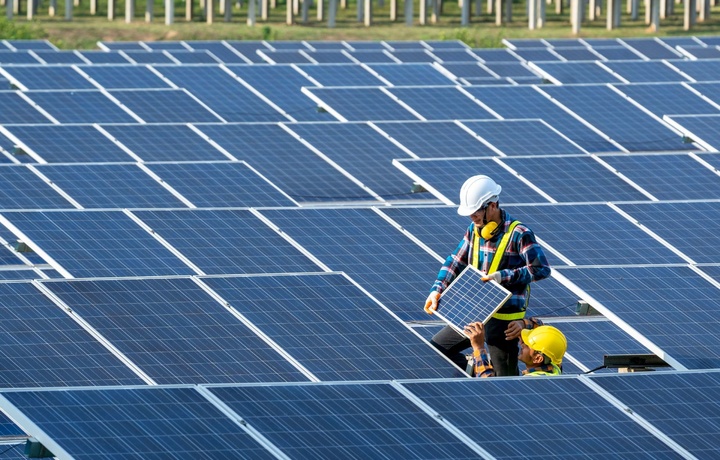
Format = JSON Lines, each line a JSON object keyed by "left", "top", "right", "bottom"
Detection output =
{"left": 518, "top": 339, "right": 543, "bottom": 366}
{"left": 469, "top": 206, "right": 488, "bottom": 227}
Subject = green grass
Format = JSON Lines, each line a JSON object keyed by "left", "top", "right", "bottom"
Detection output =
{"left": 2, "top": 0, "right": 720, "bottom": 49}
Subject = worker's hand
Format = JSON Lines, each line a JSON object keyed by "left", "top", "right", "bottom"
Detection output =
{"left": 481, "top": 271, "right": 502, "bottom": 284}
{"left": 424, "top": 291, "right": 440, "bottom": 314}
{"left": 505, "top": 320, "right": 524, "bottom": 340}
{"left": 464, "top": 322, "right": 486, "bottom": 350}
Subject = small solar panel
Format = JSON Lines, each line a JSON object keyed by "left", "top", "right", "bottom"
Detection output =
{"left": 1, "top": 386, "right": 276, "bottom": 459}
{"left": 388, "top": 87, "right": 495, "bottom": 120}
{"left": 368, "top": 63, "right": 454, "bottom": 86}
{"left": 668, "top": 60, "right": 720, "bottom": 82}
{"left": 109, "top": 89, "right": 223, "bottom": 123}
{"left": 592, "top": 46, "right": 645, "bottom": 61}
{"left": 2, "top": 66, "right": 95, "bottom": 90}
{"left": 462, "top": 119, "right": 586, "bottom": 155}
{"left": 346, "top": 50, "right": 398, "bottom": 63}
{"left": 184, "top": 42, "right": 248, "bottom": 63}
{"left": 203, "top": 273, "right": 460, "bottom": 380}
{"left": 0, "top": 165, "right": 73, "bottom": 209}
{"left": 295, "top": 64, "right": 385, "bottom": 86}
{"left": 552, "top": 47, "right": 601, "bottom": 61}
{"left": 81, "top": 65, "right": 172, "bottom": 89}
{"left": 225, "top": 41, "right": 271, "bottom": 63}
{"left": 434, "top": 265, "right": 511, "bottom": 335}
{"left": 32, "top": 50, "right": 86, "bottom": 65}
{"left": 0, "top": 92, "right": 50, "bottom": 124}
{"left": 373, "top": 120, "right": 497, "bottom": 158}
{"left": 621, "top": 38, "right": 681, "bottom": 59}
{"left": 531, "top": 61, "right": 622, "bottom": 84}
{"left": 167, "top": 50, "right": 221, "bottom": 64}
{"left": 483, "top": 61, "right": 539, "bottom": 78}
{"left": 689, "top": 81, "right": 720, "bottom": 105}
{"left": 209, "top": 383, "right": 479, "bottom": 458}
{"left": 306, "top": 87, "right": 419, "bottom": 121}
{"left": 664, "top": 114, "right": 720, "bottom": 150}
{"left": 603, "top": 61, "right": 689, "bottom": 83}
{"left": 615, "top": 83, "right": 719, "bottom": 117}
{"left": 77, "top": 50, "right": 132, "bottom": 64}
{"left": 471, "top": 48, "right": 521, "bottom": 62}
{"left": 121, "top": 50, "right": 175, "bottom": 64}
{"left": 0, "top": 51, "right": 41, "bottom": 64}
{"left": 43, "top": 277, "right": 309, "bottom": 384}
{"left": 24, "top": 90, "right": 138, "bottom": 124}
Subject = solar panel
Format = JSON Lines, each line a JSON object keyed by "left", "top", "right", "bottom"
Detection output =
{"left": 556, "top": 265, "right": 720, "bottom": 369}
{"left": 32, "top": 50, "right": 86, "bottom": 65}
{"left": 434, "top": 265, "right": 511, "bottom": 335}
{"left": 620, "top": 38, "right": 681, "bottom": 59}
{"left": 430, "top": 49, "right": 482, "bottom": 63}
{"left": 108, "top": 89, "right": 223, "bottom": 123}
{"left": 225, "top": 41, "right": 271, "bottom": 63}
{"left": 0, "top": 386, "right": 276, "bottom": 459}
{"left": 97, "top": 41, "right": 148, "bottom": 50}
{"left": 667, "top": 60, "right": 720, "bottom": 82}
{"left": 184, "top": 42, "right": 248, "bottom": 63}
{"left": 590, "top": 370, "right": 720, "bottom": 458}
{"left": 295, "top": 63, "right": 384, "bottom": 86}
{"left": 482, "top": 61, "right": 539, "bottom": 78}
{"left": 81, "top": 65, "right": 172, "bottom": 89}
{"left": 664, "top": 114, "right": 720, "bottom": 150}
{"left": 2, "top": 210, "right": 196, "bottom": 278}
{"left": 373, "top": 120, "right": 497, "bottom": 158}
{"left": 2, "top": 125, "right": 136, "bottom": 163}
{"left": 0, "top": 92, "right": 51, "bottom": 124}
{"left": 464, "top": 86, "right": 620, "bottom": 152}
{"left": 0, "top": 269, "right": 45, "bottom": 280}
{"left": 552, "top": 47, "right": 602, "bottom": 61}
{"left": 511, "top": 48, "right": 563, "bottom": 62}
{"left": 203, "top": 273, "right": 461, "bottom": 380}
{"left": 195, "top": 123, "right": 377, "bottom": 203}
{"left": 471, "top": 48, "right": 522, "bottom": 62}
{"left": 591, "top": 46, "right": 645, "bottom": 61}
{"left": 676, "top": 46, "right": 720, "bottom": 59}
{"left": 101, "top": 123, "right": 229, "bottom": 161}
{"left": 144, "top": 162, "right": 296, "bottom": 207}
{"left": 0, "top": 51, "right": 41, "bottom": 64}
{"left": 539, "top": 85, "right": 689, "bottom": 152}
{"left": 153, "top": 66, "right": 285, "bottom": 122}
{"left": 689, "top": 81, "right": 720, "bottom": 105}
{"left": 305, "top": 87, "right": 419, "bottom": 121}
{"left": 387, "top": 87, "right": 496, "bottom": 120}
{"left": 462, "top": 119, "right": 586, "bottom": 155}
{"left": 603, "top": 61, "right": 689, "bottom": 83}
{"left": 142, "top": 41, "right": 188, "bottom": 50}
{"left": 499, "top": 155, "right": 652, "bottom": 202}
{"left": 284, "top": 123, "right": 430, "bottom": 200}
{"left": 209, "top": 382, "right": 480, "bottom": 458}
{"left": 166, "top": 50, "right": 221, "bottom": 64}
{"left": 600, "top": 153, "right": 720, "bottom": 200}
{"left": 300, "top": 50, "right": 355, "bottom": 64}
{"left": 506, "top": 203, "right": 685, "bottom": 266}
{"left": 1, "top": 66, "right": 94, "bottom": 90}
{"left": 132, "top": 209, "right": 320, "bottom": 275}
{"left": 257, "top": 49, "right": 314, "bottom": 64}
{"left": 43, "top": 277, "right": 310, "bottom": 384}
{"left": 24, "top": 90, "right": 138, "bottom": 123}
{"left": 346, "top": 41, "right": 389, "bottom": 50}
{"left": 121, "top": 50, "right": 175, "bottom": 64}
{"left": 76, "top": 50, "right": 131, "bottom": 64}
{"left": 503, "top": 38, "right": 549, "bottom": 48}
{"left": 346, "top": 49, "right": 398, "bottom": 63}
{"left": 305, "top": 41, "right": 351, "bottom": 50}
{"left": 401, "top": 378, "right": 680, "bottom": 458}
{"left": 0, "top": 411, "right": 24, "bottom": 436}
{"left": 391, "top": 49, "right": 438, "bottom": 63}
{"left": 438, "top": 62, "right": 494, "bottom": 78}
{"left": 4, "top": 40, "right": 56, "bottom": 50}
{"left": 367, "top": 63, "right": 455, "bottom": 85}
{"left": 530, "top": 62, "right": 622, "bottom": 84}
{"left": 614, "top": 83, "right": 719, "bottom": 117}
{"left": 617, "top": 201, "right": 720, "bottom": 263}
{"left": 0, "top": 165, "right": 73, "bottom": 209}
{"left": 0, "top": 281, "right": 144, "bottom": 387}
{"left": 259, "top": 207, "right": 443, "bottom": 321}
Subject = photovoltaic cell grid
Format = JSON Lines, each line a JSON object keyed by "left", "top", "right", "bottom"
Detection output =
{"left": 108, "top": 89, "right": 223, "bottom": 123}
{"left": 461, "top": 120, "right": 587, "bottom": 156}
{"left": 0, "top": 387, "right": 276, "bottom": 459}
{"left": 665, "top": 114, "right": 720, "bottom": 150}
{"left": 26, "top": 90, "right": 142, "bottom": 123}
{"left": 372, "top": 120, "right": 497, "bottom": 158}
{"left": 614, "top": 83, "right": 720, "bottom": 117}
{"left": 1, "top": 66, "right": 96, "bottom": 90}
{"left": 367, "top": 63, "right": 455, "bottom": 86}
{"left": 209, "top": 383, "right": 479, "bottom": 459}
{"left": 295, "top": 64, "right": 385, "bottom": 87}
{"left": 0, "top": 166, "right": 73, "bottom": 209}
{"left": 202, "top": 273, "right": 460, "bottom": 380}
{"left": 306, "top": 87, "right": 419, "bottom": 121}
{"left": 401, "top": 378, "right": 680, "bottom": 458}
{"left": 603, "top": 61, "right": 690, "bottom": 83}
{"left": 435, "top": 265, "right": 512, "bottom": 335}
{"left": 387, "top": 87, "right": 496, "bottom": 121}
{"left": 0, "top": 92, "right": 50, "bottom": 124}
{"left": 43, "top": 277, "right": 309, "bottom": 384}
{"left": 531, "top": 61, "right": 623, "bottom": 84}
{"left": 81, "top": 65, "right": 172, "bottom": 89}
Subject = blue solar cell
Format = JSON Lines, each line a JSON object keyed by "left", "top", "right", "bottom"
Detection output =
{"left": 121, "top": 50, "right": 175, "bottom": 64}
{"left": 659, "top": 37, "right": 703, "bottom": 47}
{"left": 423, "top": 40, "right": 468, "bottom": 50}
{"left": 383, "top": 41, "right": 427, "bottom": 50}
{"left": 0, "top": 411, "right": 24, "bottom": 436}
{"left": 184, "top": 42, "right": 248, "bottom": 63}
{"left": 540, "top": 85, "right": 689, "bottom": 152}
{"left": 133, "top": 209, "right": 320, "bottom": 275}
{"left": 145, "top": 162, "right": 296, "bottom": 207}
{"left": 347, "top": 50, "right": 398, "bottom": 63}
{"left": 44, "top": 277, "right": 309, "bottom": 384}
{"left": 387, "top": 87, "right": 495, "bottom": 121}
{"left": 0, "top": 92, "right": 50, "bottom": 124}
{"left": 667, "top": 60, "right": 720, "bottom": 82}
{"left": 24, "top": 91, "right": 137, "bottom": 123}
{"left": 5, "top": 40, "right": 56, "bottom": 50}
{"left": 0, "top": 281, "right": 144, "bottom": 387}
{"left": 402, "top": 378, "right": 679, "bottom": 458}
{"left": 499, "top": 155, "right": 652, "bottom": 202}
{"left": 1, "top": 387, "right": 275, "bottom": 459}
{"left": 545, "top": 39, "right": 585, "bottom": 47}
{"left": 556, "top": 265, "right": 720, "bottom": 369}
{"left": 664, "top": 114, "right": 720, "bottom": 150}
{"left": 551, "top": 319, "right": 653, "bottom": 373}
{"left": 617, "top": 201, "right": 720, "bottom": 264}
{"left": 430, "top": 49, "right": 481, "bottom": 63}
{"left": 35, "top": 164, "right": 187, "bottom": 208}
{"left": 295, "top": 64, "right": 384, "bottom": 86}
{"left": 698, "top": 265, "right": 720, "bottom": 283}
{"left": 393, "top": 157, "right": 555, "bottom": 204}
{"left": 462, "top": 119, "right": 587, "bottom": 155}
{"left": 4, "top": 211, "right": 196, "bottom": 278}
{"left": 531, "top": 62, "right": 622, "bottom": 84}
{"left": 303, "top": 51, "right": 355, "bottom": 64}
{"left": 305, "top": 87, "right": 419, "bottom": 121}
{"left": 304, "top": 41, "right": 350, "bottom": 50}
{"left": 102, "top": 123, "right": 229, "bottom": 161}
{"left": 3, "top": 125, "right": 136, "bottom": 163}
{"left": 225, "top": 41, "right": 271, "bottom": 63}
{"left": 506, "top": 203, "right": 684, "bottom": 266}
{"left": 98, "top": 41, "right": 148, "bottom": 50}
{"left": 209, "top": 383, "right": 479, "bottom": 458}
{"left": 503, "top": 39, "right": 548, "bottom": 48}
{"left": 373, "top": 120, "right": 497, "bottom": 157}
{"left": 603, "top": 61, "right": 689, "bottom": 83}
{"left": 392, "top": 50, "right": 438, "bottom": 63}
{"left": 109, "top": 89, "right": 223, "bottom": 123}
{"left": 689, "top": 82, "right": 720, "bottom": 106}
{"left": 483, "top": 61, "right": 539, "bottom": 78}
{"left": 76, "top": 50, "right": 132, "bottom": 64}
{"left": 601, "top": 153, "right": 720, "bottom": 200}
{"left": 0, "top": 165, "right": 72, "bottom": 209}
{"left": 228, "top": 65, "right": 334, "bottom": 121}
{"left": 620, "top": 38, "right": 682, "bottom": 59}
{"left": 512, "top": 48, "right": 562, "bottom": 61}
{"left": 592, "top": 371, "right": 720, "bottom": 458}
{"left": 156, "top": 66, "right": 285, "bottom": 122}
{"left": 697, "top": 36, "right": 720, "bottom": 46}
{"left": 677, "top": 46, "right": 720, "bottom": 59}
{"left": 81, "top": 65, "right": 172, "bottom": 89}
{"left": 195, "top": 123, "right": 376, "bottom": 203}
{"left": 285, "top": 123, "right": 430, "bottom": 200}
{"left": 592, "top": 47, "right": 645, "bottom": 60}
{"left": 614, "top": 83, "right": 719, "bottom": 117}
{"left": 345, "top": 41, "right": 388, "bottom": 50}
{"left": 582, "top": 38, "right": 623, "bottom": 46}
{"left": 438, "top": 62, "right": 494, "bottom": 78}
{"left": 464, "top": 86, "right": 620, "bottom": 152}
{"left": 367, "top": 63, "right": 454, "bottom": 86}
{"left": 2, "top": 66, "right": 97, "bottom": 90}
{"left": 376, "top": 205, "right": 468, "bottom": 256}
{"left": 0, "top": 51, "right": 41, "bottom": 64}
{"left": 257, "top": 49, "right": 313, "bottom": 64}
{"left": 472, "top": 48, "right": 522, "bottom": 62}
{"left": 552, "top": 47, "right": 602, "bottom": 61}
{"left": 142, "top": 41, "right": 187, "bottom": 50}
{"left": 266, "top": 41, "right": 311, "bottom": 50}
{"left": 32, "top": 50, "right": 86, "bottom": 64}
{"left": 204, "top": 273, "right": 461, "bottom": 380}
{"left": 259, "top": 208, "right": 444, "bottom": 321}
{"left": 0, "top": 269, "right": 44, "bottom": 280}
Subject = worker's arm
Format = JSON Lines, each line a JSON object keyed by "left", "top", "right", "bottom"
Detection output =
{"left": 505, "top": 317, "right": 543, "bottom": 340}
{"left": 465, "top": 322, "right": 495, "bottom": 378}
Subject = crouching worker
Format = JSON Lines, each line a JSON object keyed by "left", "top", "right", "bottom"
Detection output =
{"left": 465, "top": 320, "right": 566, "bottom": 377}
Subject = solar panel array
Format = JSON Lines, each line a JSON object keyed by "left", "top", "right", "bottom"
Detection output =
{"left": 0, "top": 36, "right": 719, "bottom": 458}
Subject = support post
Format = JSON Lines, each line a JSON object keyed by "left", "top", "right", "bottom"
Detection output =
{"left": 571, "top": 0, "right": 581, "bottom": 33}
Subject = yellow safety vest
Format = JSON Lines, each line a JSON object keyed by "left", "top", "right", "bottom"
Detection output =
{"left": 471, "top": 220, "right": 527, "bottom": 321}
{"left": 524, "top": 365, "right": 562, "bottom": 376}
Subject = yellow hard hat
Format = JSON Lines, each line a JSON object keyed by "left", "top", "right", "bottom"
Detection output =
{"left": 521, "top": 325, "right": 567, "bottom": 366}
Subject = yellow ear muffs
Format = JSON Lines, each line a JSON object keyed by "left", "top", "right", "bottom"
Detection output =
{"left": 481, "top": 221, "right": 499, "bottom": 239}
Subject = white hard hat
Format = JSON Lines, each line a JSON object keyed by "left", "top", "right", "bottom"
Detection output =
{"left": 457, "top": 175, "right": 502, "bottom": 216}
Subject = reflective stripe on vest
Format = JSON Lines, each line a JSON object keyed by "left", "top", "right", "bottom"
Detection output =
{"left": 472, "top": 220, "right": 526, "bottom": 321}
